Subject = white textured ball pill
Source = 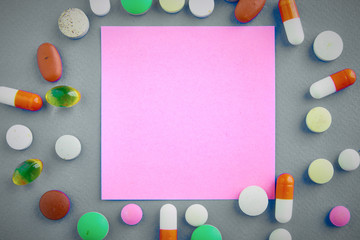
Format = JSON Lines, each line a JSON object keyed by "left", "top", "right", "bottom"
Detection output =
{"left": 338, "top": 149, "right": 360, "bottom": 171}
{"left": 6, "top": 124, "right": 33, "bottom": 150}
{"left": 269, "top": 228, "right": 292, "bottom": 240}
{"left": 313, "top": 31, "right": 343, "bottom": 61}
{"left": 238, "top": 186, "right": 268, "bottom": 216}
{"left": 55, "top": 135, "right": 81, "bottom": 160}
{"left": 305, "top": 107, "right": 332, "bottom": 133}
{"left": 58, "top": 8, "right": 90, "bottom": 39}
{"left": 189, "top": 0, "right": 214, "bottom": 18}
{"left": 185, "top": 204, "right": 208, "bottom": 227}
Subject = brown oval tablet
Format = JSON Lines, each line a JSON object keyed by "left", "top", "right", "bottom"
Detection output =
{"left": 37, "top": 43, "right": 62, "bottom": 82}
{"left": 39, "top": 190, "right": 70, "bottom": 220}
{"left": 235, "top": 0, "right": 266, "bottom": 23}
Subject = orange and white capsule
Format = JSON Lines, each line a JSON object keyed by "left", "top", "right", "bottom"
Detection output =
{"left": 278, "top": 0, "right": 304, "bottom": 45}
{"left": 0, "top": 86, "right": 43, "bottom": 111}
{"left": 310, "top": 69, "right": 356, "bottom": 99}
{"left": 275, "top": 173, "right": 294, "bottom": 223}
{"left": 160, "top": 204, "right": 177, "bottom": 240}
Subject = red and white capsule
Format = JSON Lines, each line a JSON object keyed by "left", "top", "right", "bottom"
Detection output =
{"left": 278, "top": 0, "right": 304, "bottom": 45}
{"left": 160, "top": 204, "right": 177, "bottom": 240}
{"left": 275, "top": 173, "right": 294, "bottom": 223}
{"left": 0, "top": 86, "right": 43, "bottom": 111}
{"left": 310, "top": 69, "right": 356, "bottom": 99}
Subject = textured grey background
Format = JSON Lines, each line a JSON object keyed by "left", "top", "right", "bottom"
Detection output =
{"left": 0, "top": 0, "right": 359, "bottom": 239}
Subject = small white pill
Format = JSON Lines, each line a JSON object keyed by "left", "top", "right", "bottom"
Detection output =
{"left": 55, "top": 135, "right": 81, "bottom": 160}
{"left": 238, "top": 185, "right": 268, "bottom": 216}
{"left": 185, "top": 204, "right": 208, "bottom": 227}
{"left": 6, "top": 124, "right": 33, "bottom": 150}
{"left": 189, "top": 0, "right": 214, "bottom": 18}
{"left": 90, "top": 0, "right": 111, "bottom": 16}
{"left": 58, "top": 8, "right": 90, "bottom": 39}
{"left": 313, "top": 31, "right": 343, "bottom": 61}
{"left": 338, "top": 149, "right": 360, "bottom": 171}
{"left": 269, "top": 228, "right": 292, "bottom": 240}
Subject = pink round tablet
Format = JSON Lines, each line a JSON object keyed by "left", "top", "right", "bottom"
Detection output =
{"left": 121, "top": 204, "right": 143, "bottom": 225}
{"left": 329, "top": 206, "right": 350, "bottom": 227}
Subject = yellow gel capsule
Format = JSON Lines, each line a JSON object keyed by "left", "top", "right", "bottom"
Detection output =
{"left": 305, "top": 107, "right": 332, "bottom": 133}
{"left": 12, "top": 159, "right": 43, "bottom": 185}
{"left": 46, "top": 85, "right": 81, "bottom": 107}
{"left": 308, "top": 158, "right": 334, "bottom": 184}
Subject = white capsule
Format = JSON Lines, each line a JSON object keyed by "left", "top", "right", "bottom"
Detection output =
{"left": 90, "top": 0, "right": 111, "bottom": 16}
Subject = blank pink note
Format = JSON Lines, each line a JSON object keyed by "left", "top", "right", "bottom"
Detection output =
{"left": 101, "top": 26, "right": 275, "bottom": 200}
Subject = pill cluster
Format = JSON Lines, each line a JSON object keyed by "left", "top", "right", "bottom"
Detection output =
{"left": 2, "top": 0, "right": 358, "bottom": 239}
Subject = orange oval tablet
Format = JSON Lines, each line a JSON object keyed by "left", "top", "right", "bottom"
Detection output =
{"left": 235, "top": 0, "right": 267, "bottom": 23}
{"left": 37, "top": 43, "right": 62, "bottom": 82}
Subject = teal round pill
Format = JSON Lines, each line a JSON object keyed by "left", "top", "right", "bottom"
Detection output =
{"left": 77, "top": 212, "right": 109, "bottom": 240}
{"left": 191, "top": 225, "right": 222, "bottom": 240}
{"left": 121, "top": 0, "right": 152, "bottom": 15}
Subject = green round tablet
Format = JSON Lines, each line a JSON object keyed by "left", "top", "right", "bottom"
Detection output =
{"left": 191, "top": 225, "right": 222, "bottom": 240}
{"left": 308, "top": 158, "right": 334, "bottom": 184}
{"left": 305, "top": 107, "right": 332, "bottom": 133}
{"left": 121, "top": 0, "right": 152, "bottom": 15}
{"left": 77, "top": 212, "right": 109, "bottom": 240}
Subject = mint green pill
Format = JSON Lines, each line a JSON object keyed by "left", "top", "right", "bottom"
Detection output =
{"left": 77, "top": 212, "right": 109, "bottom": 240}
{"left": 191, "top": 225, "right": 222, "bottom": 240}
{"left": 46, "top": 85, "right": 81, "bottom": 107}
{"left": 121, "top": 0, "right": 152, "bottom": 15}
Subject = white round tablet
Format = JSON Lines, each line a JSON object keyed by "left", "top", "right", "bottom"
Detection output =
{"left": 238, "top": 186, "right": 268, "bottom": 216}
{"left": 58, "top": 8, "right": 90, "bottom": 39}
{"left": 55, "top": 135, "right": 81, "bottom": 160}
{"left": 269, "top": 228, "right": 292, "bottom": 240}
{"left": 338, "top": 149, "right": 360, "bottom": 171}
{"left": 90, "top": 0, "right": 111, "bottom": 16}
{"left": 185, "top": 204, "right": 208, "bottom": 227}
{"left": 313, "top": 31, "right": 343, "bottom": 61}
{"left": 189, "top": 0, "right": 214, "bottom": 18}
{"left": 6, "top": 124, "right": 33, "bottom": 150}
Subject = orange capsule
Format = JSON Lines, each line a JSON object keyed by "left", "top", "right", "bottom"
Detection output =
{"left": 278, "top": 0, "right": 304, "bottom": 45}
{"left": 0, "top": 86, "right": 43, "bottom": 111}
{"left": 275, "top": 173, "right": 294, "bottom": 223}
{"left": 310, "top": 69, "right": 356, "bottom": 99}
{"left": 37, "top": 43, "right": 62, "bottom": 82}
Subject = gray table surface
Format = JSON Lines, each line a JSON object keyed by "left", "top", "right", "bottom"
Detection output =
{"left": 1, "top": 0, "right": 360, "bottom": 239}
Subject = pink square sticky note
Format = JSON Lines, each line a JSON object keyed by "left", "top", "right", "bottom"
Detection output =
{"left": 101, "top": 26, "right": 275, "bottom": 200}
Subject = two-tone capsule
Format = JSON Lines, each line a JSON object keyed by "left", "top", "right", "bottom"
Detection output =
{"left": 278, "top": 0, "right": 304, "bottom": 45}
{"left": 160, "top": 204, "right": 177, "bottom": 240}
{"left": 0, "top": 86, "right": 43, "bottom": 111}
{"left": 275, "top": 173, "right": 294, "bottom": 223}
{"left": 310, "top": 69, "right": 356, "bottom": 99}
